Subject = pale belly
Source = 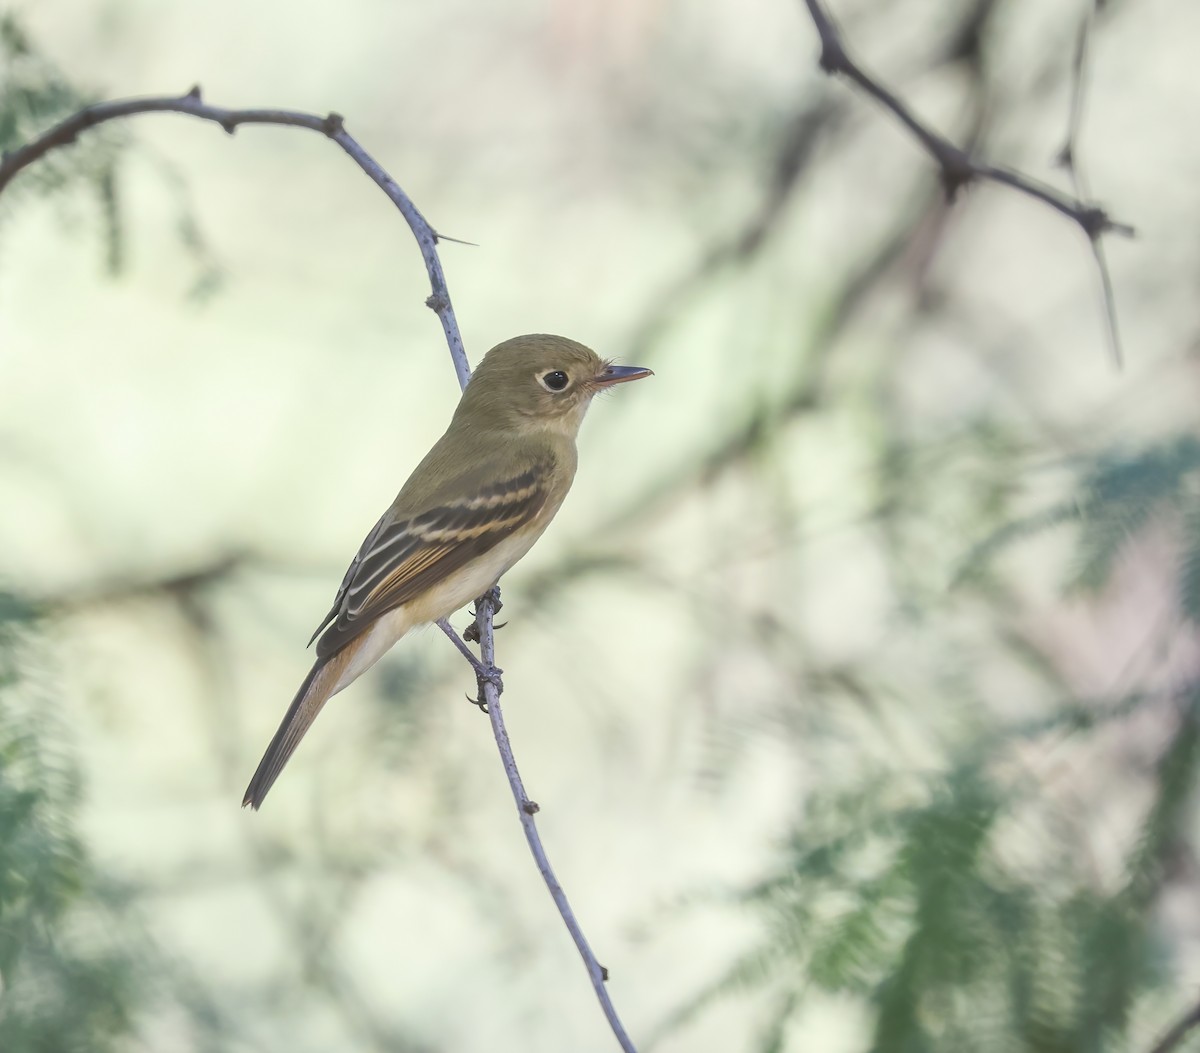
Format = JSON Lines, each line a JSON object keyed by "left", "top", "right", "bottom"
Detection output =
{"left": 330, "top": 527, "right": 544, "bottom": 695}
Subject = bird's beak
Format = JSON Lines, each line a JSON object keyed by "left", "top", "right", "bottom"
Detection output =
{"left": 593, "top": 364, "right": 654, "bottom": 388}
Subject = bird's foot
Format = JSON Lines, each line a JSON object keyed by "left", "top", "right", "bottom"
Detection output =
{"left": 464, "top": 586, "right": 505, "bottom": 643}
{"left": 466, "top": 662, "right": 504, "bottom": 713}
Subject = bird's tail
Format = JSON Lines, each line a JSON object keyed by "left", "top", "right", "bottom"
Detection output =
{"left": 242, "top": 651, "right": 350, "bottom": 810}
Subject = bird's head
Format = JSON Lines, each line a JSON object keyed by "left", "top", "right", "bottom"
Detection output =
{"left": 456, "top": 334, "right": 652, "bottom": 437}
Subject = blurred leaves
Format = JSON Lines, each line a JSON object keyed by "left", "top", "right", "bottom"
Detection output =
{"left": 0, "top": 12, "right": 123, "bottom": 265}
{"left": 666, "top": 426, "right": 1200, "bottom": 1050}
{"left": 682, "top": 694, "right": 1198, "bottom": 1053}
{"left": 0, "top": 598, "right": 143, "bottom": 1052}
{"left": 967, "top": 435, "right": 1200, "bottom": 620}
{"left": 0, "top": 13, "right": 221, "bottom": 290}
{"left": 0, "top": 13, "right": 95, "bottom": 167}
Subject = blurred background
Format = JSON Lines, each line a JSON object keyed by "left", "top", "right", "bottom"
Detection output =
{"left": 2, "top": 0, "right": 1199, "bottom": 1050}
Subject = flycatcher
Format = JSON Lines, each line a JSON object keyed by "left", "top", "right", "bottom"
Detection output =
{"left": 243, "top": 334, "right": 652, "bottom": 809}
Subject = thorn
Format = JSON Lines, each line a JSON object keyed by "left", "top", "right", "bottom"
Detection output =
{"left": 522, "top": 799, "right": 540, "bottom": 815}
{"left": 185, "top": 84, "right": 202, "bottom": 101}
{"left": 1054, "top": 143, "right": 1074, "bottom": 170}
{"left": 599, "top": 965, "right": 610, "bottom": 982}
{"left": 434, "top": 232, "right": 479, "bottom": 247}
{"left": 219, "top": 118, "right": 237, "bottom": 135}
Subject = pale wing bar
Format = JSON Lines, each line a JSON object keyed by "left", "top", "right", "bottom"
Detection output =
{"left": 310, "top": 465, "right": 546, "bottom": 659}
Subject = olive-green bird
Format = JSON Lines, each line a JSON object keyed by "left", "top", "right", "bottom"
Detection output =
{"left": 242, "top": 334, "right": 652, "bottom": 809}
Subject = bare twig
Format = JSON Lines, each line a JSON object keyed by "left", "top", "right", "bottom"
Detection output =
{"left": 1, "top": 85, "right": 637, "bottom": 1051}
{"left": 799, "top": 0, "right": 1134, "bottom": 363}
{"left": 1147, "top": 998, "right": 1200, "bottom": 1053}
{"left": 1053, "top": 0, "right": 1123, "bottom": 365}
{"left": 440, "top": 600, "right": 638, "bottom": 1053}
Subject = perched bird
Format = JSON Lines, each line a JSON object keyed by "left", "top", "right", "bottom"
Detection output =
{"left": 243, "top": 334, "right": 653, "bottom": 809}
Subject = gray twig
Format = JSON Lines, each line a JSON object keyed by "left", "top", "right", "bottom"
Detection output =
{"left": 1053, "top": 1, "right": 1123, "bottom": 366}
{"left": 799, "top": 0, "right": 1134, "bottom": 364}
{"left": 0, "top": 85, "right": 637, "bottom": 1051}
{"left": 440, "top": 603, "right": 637, "bottom": 1053}
{"left": 0, "top": 86, "right": 471, "bottom": 384}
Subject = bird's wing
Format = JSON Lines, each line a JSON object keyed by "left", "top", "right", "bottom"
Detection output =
{"left": 309, "top": 462, "right": 549, "bottom": 659}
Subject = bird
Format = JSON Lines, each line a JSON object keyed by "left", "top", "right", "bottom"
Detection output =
{"left": 242, "top": 334, "right": 653, "bottom": 809}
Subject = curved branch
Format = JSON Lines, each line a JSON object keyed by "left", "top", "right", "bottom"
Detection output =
{"left": 1, "top": 85, "right": 638, "bottom": 1051}
{"left": 0, "top": 86, "right": 471, "bottom": 385}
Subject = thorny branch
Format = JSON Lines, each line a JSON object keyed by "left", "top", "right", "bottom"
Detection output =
{"left": 0, "top": 87, "right": 472, "bottom": 385}
{"left": 441, "top": 601, "right": 639, "bottom": 1053}
{"left": 800, "top": 0, "right": 1134, "bottom": 364}
{"left": 0, "top": 85, "right": 638, "bottom": 1053}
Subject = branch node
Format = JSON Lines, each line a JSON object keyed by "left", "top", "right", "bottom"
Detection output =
{"left": 322, "top": 111, "right": 345, "bottom": 136}
{"left": 800, "top": 0, "right": 1130, "bottom": 366}
{"left": 426, "top": 291, "right": 449, "bottom": 313}
{"left": 939, "top": 150, "right": 975, "bottom": 202}
{"left": 817, "top": 38, "right": 846, "bottom": 76}
{"left": 522, "top": 799, "right": 540, "bottom": 815}
{"left": 1079, "top": 205, "right": 1111, "bottom": 241}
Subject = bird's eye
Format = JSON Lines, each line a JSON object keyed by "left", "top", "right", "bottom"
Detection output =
{"left": 540, "top": 370, "right": 570, "bottom": 392}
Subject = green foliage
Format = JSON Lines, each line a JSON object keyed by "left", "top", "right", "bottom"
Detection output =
{"left": 0, "top": 14, "right": 221, "bottom": 292}
{"left": 0, "top": 14, "right": 120, "bottom": 209}
{"left": 695, "top": 714, "right": 1196, "bottom": 1053}
{"left": 965, "top": 436, "right": 1200, "bottom": 622}
{"left": 0, "top": 15, "right": 91, "bottom": 152}
{"left": 668, "top": 434, "right": 1200, "bottom": 1052}
{"left": 0, "top": 599, "right": 144, "bottom": 1052}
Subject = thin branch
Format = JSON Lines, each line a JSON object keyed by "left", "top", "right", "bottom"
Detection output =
{"left": 799, "top": 0, "right": 1134, "bottom": 363}
{"left": 1147, "top": 998, "right": 1200, "bottom": 1053}
{"left": 1, "top": 86, "right": 637, "bottom": 1051}
{"left": 0, "top": 86, "right": 471, "bottom": 385}
{"left": 441, "top": 600, "right": 639, "bottom": 1053}
{"left": 1053, "top": 0, "right": 1123, "bottom": 366}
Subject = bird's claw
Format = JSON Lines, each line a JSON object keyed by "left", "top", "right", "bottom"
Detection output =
{"left": 466, "top": 690, "right": 489, "bottom": 714}
{"left": 465, "top": 661, "right": 503, "bottom": 713}
{"left": 464, "top": 587, "right": 505, "bottom": 643}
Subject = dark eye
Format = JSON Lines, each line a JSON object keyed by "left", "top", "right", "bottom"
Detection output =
{"left": 540, "top": 370, "right": 569, "bottom": 392}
